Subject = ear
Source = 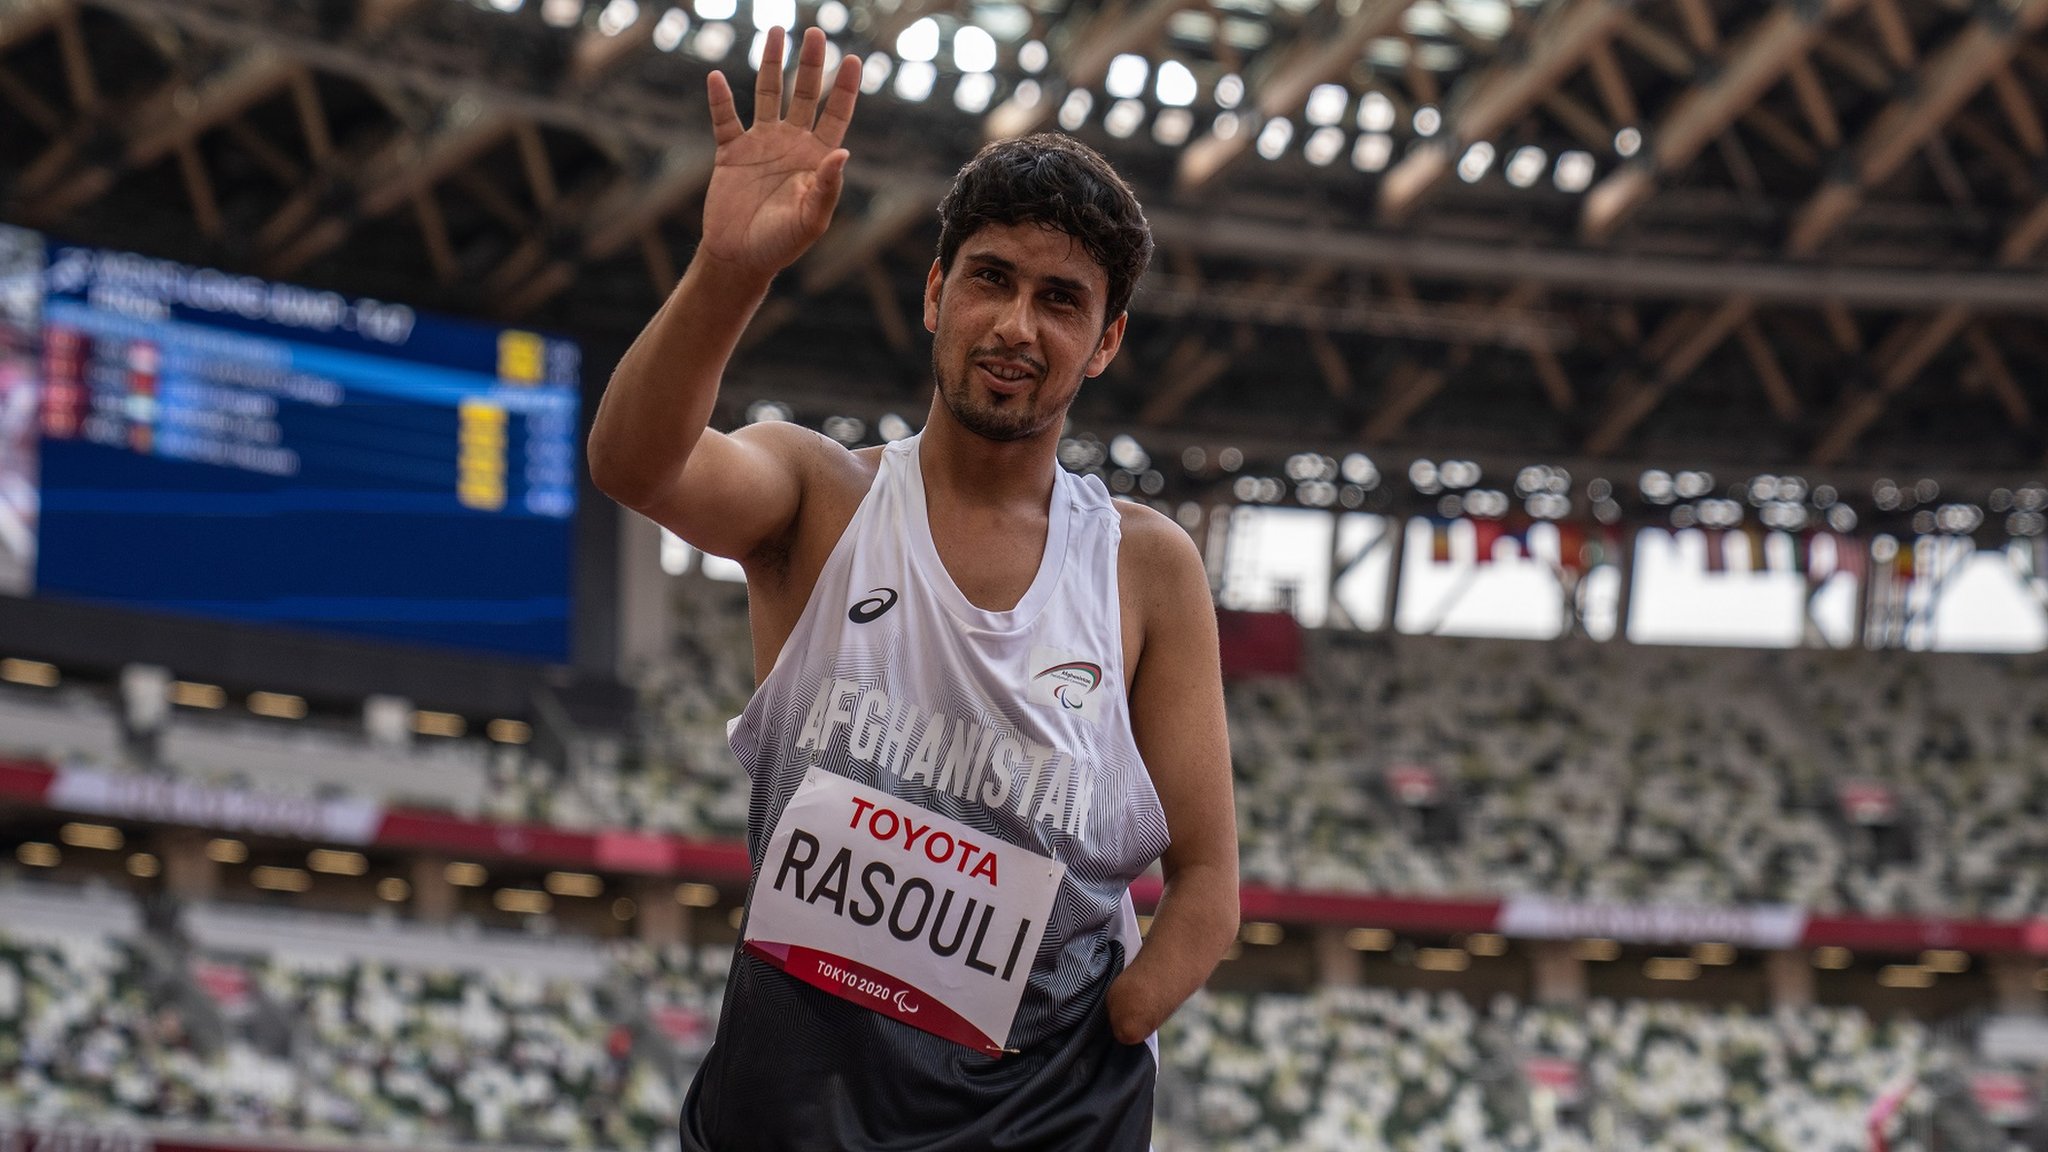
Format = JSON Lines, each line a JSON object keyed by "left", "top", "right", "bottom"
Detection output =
{"left": 923, "top": 259, "right": 944, "bottom": 333}
{"left": 1084, "top": 311, "right": 1128, "bottom": 378}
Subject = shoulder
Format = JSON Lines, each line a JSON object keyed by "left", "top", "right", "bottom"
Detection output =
{"left": 741, "top": 426, "right": 884, "bottom": 577}
{"left": 1114, "top": 501, "right": 1208, "bottom": 611}
{"left": 732, "top": 420, "right": 877, "bottom": 481}
{"left": 737, "top": 423, "right": 887, "bottom": 516}
{"left": 1115, "top": 500, "right": 1200, "bottom": 565}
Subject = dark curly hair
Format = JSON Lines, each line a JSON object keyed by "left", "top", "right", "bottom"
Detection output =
{"left": 935, "top": 133, "right": 1154, "bottom": 325}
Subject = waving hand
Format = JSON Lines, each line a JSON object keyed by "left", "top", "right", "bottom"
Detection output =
{"left": 701, "top": 26, "right": 863, "bottom": 278}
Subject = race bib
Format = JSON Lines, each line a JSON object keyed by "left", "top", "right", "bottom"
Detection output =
{"left": 743, "top": 768, "right": 1066, "bottom": 1055}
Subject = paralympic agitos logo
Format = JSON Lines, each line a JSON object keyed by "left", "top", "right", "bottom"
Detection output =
{"left": 1032, "top": 661, "right": 1101, "bottom": 710}
{"left": 1027, "top": 645, "right": 1105, "bottom": 724}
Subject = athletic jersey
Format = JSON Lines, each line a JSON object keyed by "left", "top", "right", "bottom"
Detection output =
{"left": 679, "top": 433, "right": 1171, "bottom": 1151}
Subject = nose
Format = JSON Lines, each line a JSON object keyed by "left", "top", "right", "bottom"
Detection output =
{"left": 991, "top": 291, "right": 1036, "bottom": 347}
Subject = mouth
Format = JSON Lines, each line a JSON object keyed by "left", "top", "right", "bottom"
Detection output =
{"left": 973, "top": 359, "right": 1040, "bottom": 395}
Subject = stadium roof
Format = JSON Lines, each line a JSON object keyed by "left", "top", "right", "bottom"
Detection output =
{"left": 4, "top": 0, "right": 2047, "bottom": 485}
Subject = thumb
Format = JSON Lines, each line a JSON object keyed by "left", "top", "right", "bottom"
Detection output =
{"left": 802, "top": 149, "right": 850, "bottom": 235}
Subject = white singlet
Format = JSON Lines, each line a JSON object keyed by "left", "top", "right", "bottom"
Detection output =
{"left": 680, "top": 432, "right": 1171, "bottom": 1151}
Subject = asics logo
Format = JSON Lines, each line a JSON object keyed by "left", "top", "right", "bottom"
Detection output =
{"left": 849, "top": 587, "right": 899, "bottom": 623}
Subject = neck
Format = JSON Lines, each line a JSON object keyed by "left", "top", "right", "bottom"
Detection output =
{"left": 917, "top": 394, "right": 1060, "bottom": 509}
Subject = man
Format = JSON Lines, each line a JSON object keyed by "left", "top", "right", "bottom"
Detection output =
{"left": 588, "top": 26, "right": 1238, "bottom": 1149}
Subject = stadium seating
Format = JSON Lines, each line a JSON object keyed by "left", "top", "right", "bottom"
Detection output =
{"left": 1, "top": 883, "right": 1969, "bottom": 1152}
{"left": 603, "top": 613, "right": 2048, "bottom": 918}
{"left": 1223, "top": 634, "right": 2048, "bottom": 918}
{"left": 1158, "top": 986, "right": 1942, "bottom": 1152}
{"left": 0, "top": 884, "right": 719, "bottom": 1151}
{"left": 11, "top": 613, "right": 2048, "bottom": 918}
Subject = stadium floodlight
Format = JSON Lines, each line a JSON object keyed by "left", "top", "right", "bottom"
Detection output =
{"left": 860, "top": 52, "right": 891, "bottom": 94}
{"left": 693, "top": 0, "right": 734, "bottom": 20}
{"left": 489, "top": 0, "right": 523, "bottom": 12}
{"left": 892, "top": 61, "right": 936, "bottom": 101}
{"left": 1457, "top": 141, "right": 1494, "bottom": 182}
{"left": 1504, "top": 144, "right": 1545, "bottom": 187}
{"left": 598, "top": 0, "right": 639, "bottom": 35}
{"left": 1156, "top": 60, "right": 1197, "bottom": 107}
{"left": 1109, "top": 434, "right": 1149, "bottom": 471}
{"left": 1444, "top": 0, "right": 1510, "bottom": 38}
{"left": 1105, "top": 98, "right": 1146, "bottom": 138}
{"left": 1018, "top": 40, "right": 1047, "bottom": 72}
{"left": 953, "top": 71, "right": 996, "bottom": 113}
{"left": 751, "top": 0, "right": 793, "bottom": 29}
{"left": 1305, "top": 83, "right": 1348, "bottom": 127}
{"left": 896, "top": 17, "right": 939, "bottom": 63}
{"left": 1057, "top": 89, "right": 1093, "bottom": 131}
{"left": 1413, "top": 105, "right": 1441, "bottom": 136}
{"left": 652, "top": 7, "right": 689, "bottom": 50}
{"left": 1614, "top": 126, "right": 1641, "bottom": 157}
{"left": 1153, "top": 107, "right": 1193, "bottom": 145}
{"left": 1255, "top": 117, "right": 1292, "bottom": 160}
{"left": 1304, "top": 126, "right": 1344, "bottom": 166}
{"left": 1352, "top": 133, "right": 1392, "bottom": 172}
{"left": 816, "top": 0, "right": 847, "bottom": 31}
{"left": 542, "top": 0, "right": 583, "bottom": 25}
{"left": 695, "top": 20, "right": 734, "bottom": 59}
{"left": 1105, "top": 53, "right": 1148, "bottom": 99}
{"left": 1357, "top": 91, "right": 1395, "bottom": 132}
{"left": 1553, "top": 150, "right": 1595, "bottom": 192}
{"left": 953, "top": 25, "right": 997, "bottom": 73}
{"left": 1215, "top": 73, "right": 1244, "bottom": 109}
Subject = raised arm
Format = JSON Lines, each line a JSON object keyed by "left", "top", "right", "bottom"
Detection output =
{"left": 1107, "top": 508, "right": 1240, "bottom": 1044}
{"left": 587, "top": 26, "right": 861, "bottom": 561}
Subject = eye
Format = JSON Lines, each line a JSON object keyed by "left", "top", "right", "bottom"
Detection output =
{"left": 973, "top": 267, "right": 1006, "bottom": 285}
{"left": 1044, "top": 289, "right": 1078, "bottom": 307}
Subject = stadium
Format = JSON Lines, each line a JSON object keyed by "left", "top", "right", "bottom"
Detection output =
{"left": 2, "top": 0, "right": 2048, "bottom": 1146}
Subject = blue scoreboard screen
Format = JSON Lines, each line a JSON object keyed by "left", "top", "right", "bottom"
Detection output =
{"left": 0, "top": 225, "right": 582, "bottom": 663}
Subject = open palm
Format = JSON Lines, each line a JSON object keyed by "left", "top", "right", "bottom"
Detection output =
{"left": 701, "top": 26, "right": 863, "bottom": 278}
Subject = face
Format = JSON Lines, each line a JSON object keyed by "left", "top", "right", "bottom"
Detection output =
{"left": 924, "top": 221, "right": 1127, "bottom": 444}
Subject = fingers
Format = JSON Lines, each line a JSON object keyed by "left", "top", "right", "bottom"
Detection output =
{"left": 784, "top": 27, "right": 828, "bottom": 129}
{"left": 706, "top": 71, "right": 743, "bottom": 145}
{"left": 812, "top": 50, "right": 863, "bottom": 150}
{"left": 804, "top": 149, "right": 850, "bottom": 232}
{"left": 753, "top": 24, "right": 786, "bottom": 126}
